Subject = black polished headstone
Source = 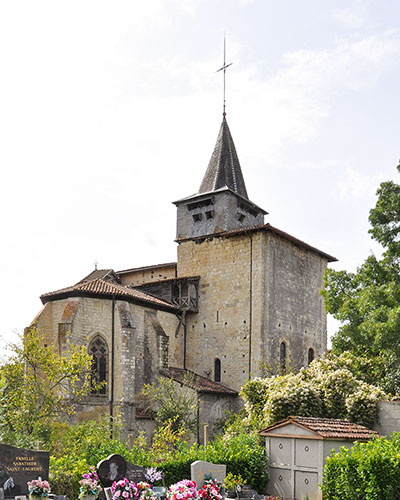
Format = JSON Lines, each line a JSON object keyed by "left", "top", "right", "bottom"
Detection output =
{"left": 125, "top": 463, "right": 146, "bottom": 484}
{"left": 0, "top": 443, "right": 50, "bottom": 499}
{"left": 97, "top": 455, "right": 127, "bottom": 488}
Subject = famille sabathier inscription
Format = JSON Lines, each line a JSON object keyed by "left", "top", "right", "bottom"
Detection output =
{"left": 0, "top": 443, "right": 50, "bottom": 500}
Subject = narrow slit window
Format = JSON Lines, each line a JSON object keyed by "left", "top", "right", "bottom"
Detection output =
{"left": 308, "top": 347, "right": 315, "bottom": 365}
{"left": 214, "top": 358, "right": 221, "bottom": 382}
{"left": 280, "top": 342, "right": 287, "bottom": 371}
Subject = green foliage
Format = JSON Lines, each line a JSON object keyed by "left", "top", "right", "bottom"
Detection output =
{"left": 140, "top": 376, "right": 198, "bottom": 435}
{"left": 322, "top": 433, "right": 400, "bottom": 500}
{"left": 0, "top": 325, "right": 93, "bottom": 440}
{"left": 322, "top": 163, "right": 400, "bottom": 394}
{"left": 45, "top": 417, "right": 268, "bottom": 495}
{"left": 241, "top": 352, "right": 386, "bottom": 428}
{"left": 155, "top": 434, "right": 268, "bottom": 492}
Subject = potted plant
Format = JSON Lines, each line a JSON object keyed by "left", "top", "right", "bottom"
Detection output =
{"left": 166, "top": 480, "right": 197, "bottom": 500}
{"left": 223, "top": 473, "right": 246, "bottom": 498}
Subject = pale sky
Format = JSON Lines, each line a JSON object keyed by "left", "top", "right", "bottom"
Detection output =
{"left": 1, "top": 0, "right": 399, "bottom": 358}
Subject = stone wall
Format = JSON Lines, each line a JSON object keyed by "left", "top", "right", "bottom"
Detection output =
{"left": 176, "top": 228, "right": 328, "bottom": 392}
{"left": 374, "top": 401, "right": 400, "bottom": 436}
{"left": 35, "top": 296, "right": 180, "bottom": 434}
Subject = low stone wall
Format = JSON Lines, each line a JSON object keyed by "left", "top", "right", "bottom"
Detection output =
{"left": 373, "top": 401, "right": 400, "bottom": 436}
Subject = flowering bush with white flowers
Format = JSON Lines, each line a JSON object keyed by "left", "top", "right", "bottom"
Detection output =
{"left": 241, "top": 352, "right": 387, "bottom": 428}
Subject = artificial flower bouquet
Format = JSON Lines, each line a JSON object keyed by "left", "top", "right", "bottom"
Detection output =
{"left": 136, "top": 482, "right": 156, "bottom": 500}
{"left": 144, "top": 467, "right": 164, "bottom": 486}
{"left": 166, "top": 479, "right": 198, "bottom": 500}
{"left": 79, "top": 466, "right": 102, "bottom": 499}
{"left": 198, "top": 481, "right": 223, "bottom": 500}
{"left": 27, "top": 478, "right": 51, "bottom": 498}
{"left": 111, "top": 479, "right": 156, "bottom": 500}
{"left": 111, "top": 479, "right": 138, "bottom": 500}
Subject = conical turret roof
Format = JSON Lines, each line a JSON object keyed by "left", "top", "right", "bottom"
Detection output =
{"left": 199, "top": 115, "right": 248, "bottom": 199}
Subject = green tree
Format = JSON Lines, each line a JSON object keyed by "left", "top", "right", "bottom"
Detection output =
{"left": 140, "top": 375, "right": 198, "bottom": 435}
{"left": 0, "top": 325, "right": 93, "bottom": 441}
{"left": 322, "top": 162, "right": 400, "bottom": 394}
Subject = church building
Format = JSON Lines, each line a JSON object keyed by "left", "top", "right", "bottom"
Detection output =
{"left": 32, "top": 113, "right": 336, "bottom": 440}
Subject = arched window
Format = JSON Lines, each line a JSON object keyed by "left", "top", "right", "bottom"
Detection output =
{"left": 308, "top": 347, "right": 315, "bottom": 365}
{"left": 280, "top": 342, "right": 287, "bottom": 371}
{"left": 89, "top": 335, "right": 108, "bottom": 395}
{"left": 214, "top": 358, "right": 221, "bottom": 382}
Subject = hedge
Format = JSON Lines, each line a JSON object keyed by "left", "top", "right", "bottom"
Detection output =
{"left": 322, "top": 433, "right": 400, "bottom": 500}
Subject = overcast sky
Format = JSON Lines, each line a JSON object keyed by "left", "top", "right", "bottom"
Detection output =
{"left": 1, "top": 0, "right": 399, "bottom": 358}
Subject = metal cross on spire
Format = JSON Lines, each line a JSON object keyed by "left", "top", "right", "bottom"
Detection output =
{"left": 216, "top": 36, "right": 233, "bottom": 116}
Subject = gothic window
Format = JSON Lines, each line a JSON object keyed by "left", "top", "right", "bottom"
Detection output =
{"left": 280, "top": 342, "right": 287, "bottom": 371}
{"left": 89, "top": 335, "right": 108, "bottom": 395}
{"left": 214, "top": 358, "right": 221, "bottom": 382}
{"left": 308, "top": 347, "right": 315, "bottom": 365}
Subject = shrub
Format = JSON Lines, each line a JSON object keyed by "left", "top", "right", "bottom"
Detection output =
{"left": 322, "top": 433, "right": 400, "bottom": 500}
{"left": 241, "top": 352, "right": 387, "bottom": 429}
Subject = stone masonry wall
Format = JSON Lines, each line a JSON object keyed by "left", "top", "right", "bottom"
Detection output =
{"left": 177, "top": 233, "right": 259, "bottom": 391}
{"left": 35, "top": 296, "right": 179, "bottom": 433}
{"left": 176, "top": 229, "right": 328, "bottom": 391}
{"left": 262, "top": 232, "right": 328, "bottom": 371}
{"left": 374, "top": 401, "right": 400, "bottom": 436}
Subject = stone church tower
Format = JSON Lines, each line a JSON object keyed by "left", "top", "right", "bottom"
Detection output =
{"left": 32, "top": 113, "right": 335, "bottom": 439}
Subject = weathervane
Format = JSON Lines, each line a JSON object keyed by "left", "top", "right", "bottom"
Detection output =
{"left": 216, "top": 36, "right": 233, "bottom": 116}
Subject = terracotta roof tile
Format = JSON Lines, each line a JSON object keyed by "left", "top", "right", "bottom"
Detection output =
{"left": 77, "top": 269, "right": 119, "bottom": 284}
{"left": 161, "top": 367, "right": 238, "bottom": 396}
{"left": 260, "top": 416, "right": 378, "bottom": 441}
{"left": 41, "top": 278, "right": 178, "bottom": 311}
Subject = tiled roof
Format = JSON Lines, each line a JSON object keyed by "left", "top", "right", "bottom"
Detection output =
{"left": 177, "top": 223, "right": 337, "bottom": 262}
{"left": 41, "top": 278, "right": 179, "bottom": 311}
{"left": 161, "top": 367, "right": 238, "bottom": 396}
{"left": 77, "top": 269, "right": 119, "bottom": 284}
{"left": 117, "top": 262, "right": 177, "bottom": 275}
{"left": 199, "top": 115, "right": 249, "bottom": 199}
{"left": 260, "top": 416, "right": 378, "bottom": 441}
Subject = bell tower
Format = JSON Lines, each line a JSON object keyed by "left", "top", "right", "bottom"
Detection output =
{"left": 174, "top": 114, "right": 267, "bottom": 241}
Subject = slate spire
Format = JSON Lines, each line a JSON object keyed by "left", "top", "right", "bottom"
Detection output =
{"left": 198, "top": 115, "right": 249, "bottom": 199}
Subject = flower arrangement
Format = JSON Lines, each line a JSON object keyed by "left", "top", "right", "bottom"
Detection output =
{"left": 111, "top": 479, "right": 156, "bottom": 500}
{"left": 79, "top": 466, "right": 102, "bottom": 499}
{"left": 144, "top": 467, "right": 164, "bottom": 485}
{"left": 166, "top": 479, "right": 197, "bottom": 500}
{"left": 136, "top": 482, "right": 156, "bottom": 500}
{"left": 111, "top": 479, "right": 138, "bottom": 500}
{"left": 27, "top": 478, "right": 51, "bottom": 498}
{"left": 198, "top": 482, "right": 222, "bottom": 500}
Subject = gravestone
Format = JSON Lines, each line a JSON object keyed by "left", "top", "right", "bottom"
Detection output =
{"left": 0, "top": 443, "right": 50, "bottom": 499}
{"left": 97, "top": 455, "right": 127, "bottom": 488}
{"left": 97, "top": 454, "right": 147, "bottom": 488}
{"left": 125, "top": 464, "right": 146, "bottom": 484}
{"left": 190, "top": 461, "right": 226, "bottom": 488}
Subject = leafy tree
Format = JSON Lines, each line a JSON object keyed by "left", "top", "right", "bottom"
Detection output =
{"left": 322, "top": 162, "right": 400, "bottom": 393}
{"left": 0, "top": 325, "right": 93, "bottom": 440}
{"left": 140, "top": 375, "right": 198, "bottom": 435}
